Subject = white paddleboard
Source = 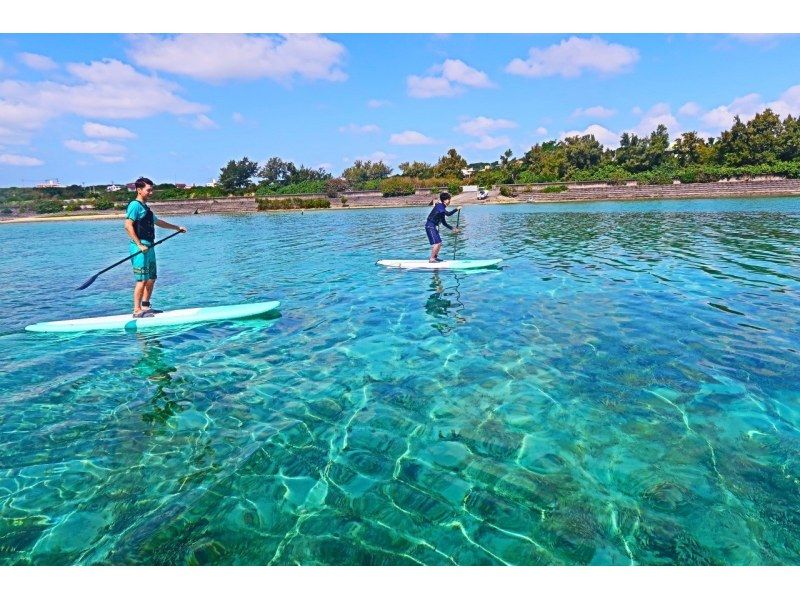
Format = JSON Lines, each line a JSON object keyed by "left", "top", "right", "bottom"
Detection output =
{"left": 26, "top": 301, "right": 280, "bottom": 333}
{"left": 377, "top": 259, "right": 502, "bottom": 270}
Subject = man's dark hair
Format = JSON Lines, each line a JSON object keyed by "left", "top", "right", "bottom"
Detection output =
{"left": 135, "top": 177, "right": 154, "bottom": 189}
{"left": 439, "top": 191, "right": 451, "bottom": 202}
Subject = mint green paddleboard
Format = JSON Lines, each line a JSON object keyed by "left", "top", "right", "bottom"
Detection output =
{"left": 377, "top": 259, "right": 502, "bottom": 270}
{"left": 26, "top": 301, "right": 280, "bottom": 333}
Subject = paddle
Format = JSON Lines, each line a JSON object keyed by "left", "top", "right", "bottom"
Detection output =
{"left": 452, "top": 208, "right": 461, "bottom": 260}
{"left": 76, "top": 230, "right": 183, "bottom": 290}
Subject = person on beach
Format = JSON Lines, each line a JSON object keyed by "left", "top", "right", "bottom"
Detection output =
{"left": 425, "top": 192, "right": 461, "bottom": 262}
{"left": 125, "top": 177, "right": 187, "bottom": 318}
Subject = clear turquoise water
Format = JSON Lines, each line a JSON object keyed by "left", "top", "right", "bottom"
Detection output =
{"left": 1, "top": 197, "right": 799, "bottom": 565}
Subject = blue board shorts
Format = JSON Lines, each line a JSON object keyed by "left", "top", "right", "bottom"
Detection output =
{"left": 425, "top": 224, "right": 442, "bottom": 245}
{"left": 131, "top": 241, "right": 157, "bottom": 281}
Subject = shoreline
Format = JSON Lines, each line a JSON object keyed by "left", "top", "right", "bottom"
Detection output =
{"left": 2, "top": 182, "right": 800, "bottom": 225}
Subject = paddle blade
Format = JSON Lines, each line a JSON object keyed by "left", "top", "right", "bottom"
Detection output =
{"left": 75, "top": 274, "right": 98, "bottom": 291}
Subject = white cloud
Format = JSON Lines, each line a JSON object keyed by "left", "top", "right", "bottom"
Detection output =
{"left": 64, "top": 139, "right": 125, "bottom": 155}
{"left": 83, "top": 122, "right": 136, "bottom": 139}
{"left": 339, "top": 123, "right": 381, "bottom": 134}
{"left": 678, "top": 102, "right": 702, "bottom": 117}
{"left": 0, "top": 59, "right": 207, "bottom": 144}
{"left": 367, "top": 99, "right": 390, "bottom": 109}
{"left": 696, "top": 85, "right": 800, "bottom": 133}
{"left": 0, "top": 101, "right": 54, "bottom": 143}
{"left": 17, "top": 53, "right": 58, "bottom": 71}
{"left": 436, "top": 59, "right": 493, "bottom": 88}
{"left": 407, "top": 59, "right": 493, "bottom": 98}
{"left": 0, "top": 153, "right": 43, "bottom": 166}
{"left": 506, "top": 36, "right": 639, "bottom": 78}
{"left": 561, "top": 124, "right": 619, "bottom": 148}
{"left": 535, "top": 126, "right": 548, "bottom": 136}
{"left": 469, "top": 135, "right": 510, "bottom": 150}
{"left": 407, "top": 75, "right": 458, "bottom": 98}
{"left": 232, "top": 112, "right": 245, "bottom": 123}
{"left": 765, "top": 85, "right": 800, "bottom": 119}
{"left": 701, "top": 93, "right": 762, "bottom": 129}
{"left": 64, "top": 139, "right": 126, "bottom": 163}
{"left": 389, "top": 130, "right": 435, "bottom": 145}
{"left": 316, "top": 162, "right": 333, "bottom": 172}
{"left": 127, "top": 34, "right": 347, "bottom": 83}
{"left": 629, "top": 103, "right": 680, "bottom": 136}
{"left": 188, "top": 114, "right": 218, "bottom": 130}
{"left": 632, "top": 106, "right": 643, "bottom": 115}
{"left": 456, "top": 116, "right": 517, "bottom": 137}
{"left": 571, "top": 105, "right": 616, "bottom": 119}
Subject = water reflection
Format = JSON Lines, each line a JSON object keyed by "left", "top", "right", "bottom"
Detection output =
{"left": 133, "top": 336, "right": 184, "bottom": 426}
{"left": 425, "top": 272, "right": 466, "bottom": 334}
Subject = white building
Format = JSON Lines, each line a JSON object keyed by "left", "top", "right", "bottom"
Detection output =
{"left": 36, "top": 179, "right": 62, "bottom": 188}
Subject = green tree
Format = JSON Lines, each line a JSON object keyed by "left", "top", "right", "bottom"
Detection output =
{"left": 219, "top": 157, "right": 259, "bottom": 191}
{"left": 325, "top": 177, "right": 349, "bottom": 198}
{"left": 778, "top": 114, "right": 800, "bottom": 161}
{"left": 745, "top": 109, "right": 783, "bottom": 164}
{"left": 380, "top": 177, "right": 416, "bottom": 197}
{"left": 258, "top": 157, "right": 292, "bottom": 186}
{"left": 645, "top": 124, "right": 671, "bottom": 169}
{"left": 398, "top": 161, "right": 434, "bottom": 178}
{"left": 433, "top": 148, "right": 467, "bottom": 178}
{"left": 614, "top": 125, "right": 671, "bottom": 172}
{"left": 522, "top": 141, "right": 569, "bottom": 181}
{"left": 342, "top": 160, "right": 393, "bottom": 186}
{"left": 561, "top": 135, "right": 604, "bottom": 171}
{"left": 672, "top": 131, "right": 707, "bottom": 166}
{"left": 716, "top": 116, "right": 751, "bottom": 166}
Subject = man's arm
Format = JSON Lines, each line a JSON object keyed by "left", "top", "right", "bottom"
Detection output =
{"left": 124, "top": 219, "right": 148, "bottom": 252}
{"left": 155, "top": 218, "right": 187, "bottom": 233}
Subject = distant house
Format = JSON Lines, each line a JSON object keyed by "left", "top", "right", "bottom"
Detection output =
{"left": 461, "top": 167, "right": 475, "bottom": 177}
{"left": 36, "top": 179, "right": 62, "bottom": 188}
{"left": 207, "top": 178, "right": 218, "bottom": 187}
{"left": 126, "top": 183, "right": 137, "bottom": 191}
{"left": 176, "top": 183, "right": 188, "bottom": 189}
{"left": 106, "top": 184, "right": 122, "bottom": 192}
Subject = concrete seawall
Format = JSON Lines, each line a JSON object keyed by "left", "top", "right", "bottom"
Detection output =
{"left": 149, "top": 179, "right": 800, "bottom": 215}
{"left": 4, "top": 179, "right": 800, "bottom": 223}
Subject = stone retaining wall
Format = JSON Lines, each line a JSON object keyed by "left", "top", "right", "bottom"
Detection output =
{"left": 6, "top": 179, "right": 800, "bottom": 222}
{"left": 517, "top": 179, "right": 800, "bottom": 203}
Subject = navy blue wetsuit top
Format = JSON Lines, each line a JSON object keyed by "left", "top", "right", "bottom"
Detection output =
{"left": 426, "top": 203, "right": 457, "bottom": 229}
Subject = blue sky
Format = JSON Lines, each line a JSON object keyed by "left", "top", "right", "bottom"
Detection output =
{"left": 1, "top": 33, "right": 799, "bottom": 187}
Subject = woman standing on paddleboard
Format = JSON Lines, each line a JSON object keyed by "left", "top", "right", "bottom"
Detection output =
{"left": 125, "top": 177, "right": 187, "bottom": 318}
{"left": 425, "top": 192, "right": 461, "bottom": 263}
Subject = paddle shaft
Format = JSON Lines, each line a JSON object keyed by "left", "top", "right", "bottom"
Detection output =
{"left": 76, "top": 230, "right": 183, "bottom": 290}
{"left": 453, "top": 209, "right": 461, "bottom": 259}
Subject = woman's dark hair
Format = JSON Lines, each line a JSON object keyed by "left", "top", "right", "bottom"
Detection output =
{"left": 439, "top": 192, "right": 451, "bottom": 202}
{"left": 135, "top": 177, "right": 154, "bottom": 189}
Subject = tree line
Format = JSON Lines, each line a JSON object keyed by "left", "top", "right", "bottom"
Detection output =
{"left": 3, "top": 109, "right": 800, "bottom": 214}
{"left": 217, "top": 109, "right": 800, "bottom": 195}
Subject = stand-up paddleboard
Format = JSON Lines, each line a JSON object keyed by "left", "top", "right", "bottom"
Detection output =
{"left": 25, "top": 301, "right": 280, "bottom": 333}
{"left": 377, "top": 259, "right": 502, "bottom": 270}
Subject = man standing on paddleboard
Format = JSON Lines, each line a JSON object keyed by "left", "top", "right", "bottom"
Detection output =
{"left": 125, "top": 177, "right": 187, "bottom": 318}
{"left": 425, "top": 192, "right": 461, "bottom": 262}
